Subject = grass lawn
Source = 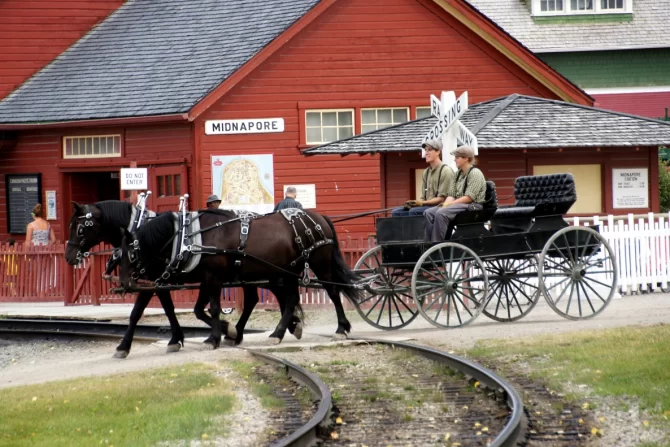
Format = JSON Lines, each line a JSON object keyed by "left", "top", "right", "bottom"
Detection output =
{"left": 0, "top": 363, "right": 235, "bottom": 447}
{"left": 468, "top": 324, "right": 670, "bottom": 442}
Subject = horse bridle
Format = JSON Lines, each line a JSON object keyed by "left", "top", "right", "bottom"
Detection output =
{"left": 66, "top": 211, "right": 98, "bottom": 263}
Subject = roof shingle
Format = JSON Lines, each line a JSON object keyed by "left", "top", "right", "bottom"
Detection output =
{"left": 0, "top": 0, "right": 320, "bottom": 124}
{"left": 304, "top": 95, "right": 670, "bottom": 154}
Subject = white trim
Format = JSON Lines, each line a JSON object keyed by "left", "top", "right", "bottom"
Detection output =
{"left": 586, "top": 86, "right": 670, "bottom": 94}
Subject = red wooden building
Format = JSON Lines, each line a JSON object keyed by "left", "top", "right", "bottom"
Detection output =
{"left": 0, "top": 0, "right": 592, "bottom": 242}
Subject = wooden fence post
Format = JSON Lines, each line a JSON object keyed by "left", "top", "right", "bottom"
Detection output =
{"left": 64, "top": 262, "right": 74, "bottom": 306}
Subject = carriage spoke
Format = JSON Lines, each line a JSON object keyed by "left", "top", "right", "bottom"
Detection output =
{"left": 561, "top": 233, "right": 576, "bottom": 264}
{"left": 576, "top": 277, "right": 583, "bottom": 317}
{"left": 364, "top": 295, "right": 385, "bottom": 318}
{"left": 552, "top": 277, "right": 572, "bottom": 306}
{"left": 543, "top": 255, "right": 572, "bottom": 273}
{"left": 375, "top": 296, "right": 389, "bottom": 325}
{"left": 578, "top": 281, "right": 597, "bottom": 314}
{"left": 564, "top": 282, "right": 576, "bottom": 315}
{"left": 451, "top": 289, "right": 476, "bottom": 318}
{"left": 582, "top": 276, "right": 614, "bottom": 297}
{"left": 545, "top": 276, "right": 571, "bottom": 292}
{"left": 580, "top": 232, "right": 593, "bottom": 259}
{"left": 432, "top": 294, "right": 447, "bottom": 323}
{"left": 509, "top": 278, "right": 535, "bottom": 305}
{"left": 420, "top": 268, "right": 446, "bottom": 284}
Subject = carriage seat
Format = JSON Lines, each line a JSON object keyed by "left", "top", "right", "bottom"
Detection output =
{"left": 449, "top": 181, "right": 498, "bottom": 240}
{"left": 491, "top": 173, "right": 576, "bottom": 234}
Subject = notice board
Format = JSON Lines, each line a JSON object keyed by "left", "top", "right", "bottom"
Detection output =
{"left": 5, "top": 173, "right": 41, "bottom": 234}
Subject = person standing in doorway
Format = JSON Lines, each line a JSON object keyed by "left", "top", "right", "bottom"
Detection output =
{"left": 391, "top": 139, "right": 453, "bottom": 217}
{"left": 26, "top": 204, "right": 56, "bottom": 246}
{"left": 206, "top": 194, "right": 222, "bottom": 209}
{"left": 274, "top": 186, "right": 303, "bottom": 212}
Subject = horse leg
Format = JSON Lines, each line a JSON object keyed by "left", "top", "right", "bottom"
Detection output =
{"left": 267, "top": 280, "right": 300, "bottom": 344}
{"left": 155, "top": 290, "right": 184, "bottom": 353}
{"left": 223, "top": 285, "right": 258, "bottom": 346}
{"left": 194, "top": 285, "right": 236, "bottom": 340}
{"left": 114, "top": 291, "right": 152, "bottom": 358}
{"left": 324, "top": 284, "right": 352, "bottom": 340}
{"left": 202, "top": 274, "right": 226, "bottom": 349}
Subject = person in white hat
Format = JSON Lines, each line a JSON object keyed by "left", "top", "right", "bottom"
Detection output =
{"left": 424, "top": 146, "right": 486, "bottom": 241}
{"left": 391, "top": 138, "right": 453, "bottom": 217}
{"left": 206, "top": 194, "right": 221, "bottom": 209}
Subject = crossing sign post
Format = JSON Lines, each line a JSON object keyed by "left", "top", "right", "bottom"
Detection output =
{"left": 422, "top": 90, "right": 478, "bottom": 169}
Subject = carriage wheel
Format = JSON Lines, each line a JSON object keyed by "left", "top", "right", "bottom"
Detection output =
{"left": 539, "top": 226, "right": 617, "bottom": 320}
{"left": 411, "top": 243, "right": 488, "bottom": 329}
{"left": 353, "top": 246, "right": 419, "bottom": 330}
{"left": 483, "top": 256, "right": 541, "bottom": 322}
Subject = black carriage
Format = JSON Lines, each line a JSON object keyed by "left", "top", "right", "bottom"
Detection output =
{"left": 353, "top": 173, "right": 618, "bottom": 330}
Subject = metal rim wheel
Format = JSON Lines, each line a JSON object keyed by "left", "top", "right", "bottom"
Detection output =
{"left": 539, "top": 226, "right": 618, "bottom": 320}
{"left": 411, "top": 242, "right": 488, "bottom": 329}
{"left": 483, "top": 256, "right": 541, "bottom": 322}
{"left": 353, "top": 246, "right": 419, "bottom": 330}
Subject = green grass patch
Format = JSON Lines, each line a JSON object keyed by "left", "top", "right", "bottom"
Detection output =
{"left": 470, "top": 324, "right": 670, "bottom": 424}
{"left": 0, "top": 363, "right": 234, "bottom": 447}
{"left": 229, "top": 360, "right": 284, "bottom": 410}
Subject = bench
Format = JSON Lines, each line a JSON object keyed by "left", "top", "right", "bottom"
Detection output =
{"left": 450, "top": 181, "right": 499, "bottom": 240}
{"left": 490, "top": 173, "right": 576, "bottom": 234}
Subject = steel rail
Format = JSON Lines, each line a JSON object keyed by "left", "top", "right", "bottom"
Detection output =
{"left": 2, "top": 320, "right": 526, "bottom": 447}
{"left": 350, "top": 338, "right": 527, "bottom": 447}
{"left": 0, "top": 318, "right": 266, "bottom": 339}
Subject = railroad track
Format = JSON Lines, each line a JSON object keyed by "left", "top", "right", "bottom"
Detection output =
{"left": 1, "top": 319, "right": 532, "bottom": 446}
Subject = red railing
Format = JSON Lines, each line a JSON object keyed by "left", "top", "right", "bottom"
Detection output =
{"left": 0, "top": 237, "right": 376, "bottom": 309}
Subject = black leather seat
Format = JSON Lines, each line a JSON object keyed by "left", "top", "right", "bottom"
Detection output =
{"left": 491, "top": 173, "right": 576, "bottom": 234}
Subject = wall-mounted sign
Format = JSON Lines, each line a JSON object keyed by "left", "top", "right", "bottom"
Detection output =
{"left": 205, "top": 118, "right": 285, "bottom": 135}
{"left": 45, "top": 190, "right": 57, "bottom": 220}
{"left": 5, "top": 173, "right": 41, "bottom": 234}
{"left": 283, "top": 184, "right": 316, "bottom": 209}
{"left": 212, "top": 154, "right": 275, "bottom": 214}
{"left": 120, "top": 168, "right": 148, "bottom": 190}
{"left": 612, "top": 168, "right": 649, "bottom": 209}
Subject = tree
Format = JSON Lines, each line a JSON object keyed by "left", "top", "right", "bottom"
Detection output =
{"left": 659, "top": 159, "right": 670, "bottom": 213}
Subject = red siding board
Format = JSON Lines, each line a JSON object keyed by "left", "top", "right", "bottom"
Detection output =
{"left": 0, "top": 0, "right": 124, "bottom": 100}
{"left": 592, "top": 92, "right": 670, "bottom": 120}
{"left": 197, "top": 0, "right": 561, "bottom": 238}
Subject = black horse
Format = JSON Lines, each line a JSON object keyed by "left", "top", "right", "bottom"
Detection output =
{"left": 65, "top": 201, "right": 241, "bottom": 357}
{"left": 118, "top": 208, "right": 360, "bottom": 347}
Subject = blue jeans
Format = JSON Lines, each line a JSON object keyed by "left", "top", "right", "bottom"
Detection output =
{"left": 391, "top": 205, "right": 430, "bottom": 217}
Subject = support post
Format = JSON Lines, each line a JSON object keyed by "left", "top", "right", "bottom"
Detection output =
{"left": 64, "top": 262, "right": 74, "bottom": 305}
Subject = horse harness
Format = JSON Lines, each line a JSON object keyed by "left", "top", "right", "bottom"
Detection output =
{"left": 127, "top": 201, "right": 333, "bottom": 286}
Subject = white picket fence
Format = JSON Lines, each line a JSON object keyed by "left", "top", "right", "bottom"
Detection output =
{"left": 569, "top": 213, "right": 670, "bottom": 294}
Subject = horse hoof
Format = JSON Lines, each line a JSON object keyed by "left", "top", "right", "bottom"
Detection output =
{"left": 223, "top": 337, "right": 236, "bottom": 347}
{"left": 269, "top": 337, "right": 282, "bottom": 345}
{"left": 332, "top": 333, "right": 347, "bottom": 341}
{"left": 293, "top": 322, "right": 303, "bottom": 340}
{"left": 223, "top": 323, "right": 237, "bottom": 340}
{"left": 113, "top": 350, "right": 129, "bottom": 359}
{"left": 166, "top": 343, "right": 181, "bottom": 353}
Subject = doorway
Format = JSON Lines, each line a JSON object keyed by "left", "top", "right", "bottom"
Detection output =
{"left": 70, "top": 171, "right": 121, "bottom": 204}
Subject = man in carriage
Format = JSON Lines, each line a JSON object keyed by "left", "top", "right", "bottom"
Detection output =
{"left": 424, "top": 146, "right": 487, "bottom": 242}
{"left": 391, "top": 138, "right": 454, "bottom": 217}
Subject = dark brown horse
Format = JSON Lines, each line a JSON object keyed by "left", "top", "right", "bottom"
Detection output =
{"left": 118, "top": 208, "right": 360, "bottom": 347}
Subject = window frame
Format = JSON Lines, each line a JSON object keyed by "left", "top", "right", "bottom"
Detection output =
{"left": 532, "top": 0, "right": 631, "bottom": 15}
{"left": 62, "top": 134, "right": 123, "bottom": 159}
{"left": 304, "top": 109, "right": 355, "bottom": 145}
{"left": 360, "top": 107, "right": 410, "bottom": 134}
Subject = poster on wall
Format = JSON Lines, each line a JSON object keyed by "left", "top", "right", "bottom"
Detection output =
{"left": 45, "top": 191, "right": 57, "bottom": 220}
{"left": 283, "top": 184, "right": 316, "bottom": 209}
{"left": 211, "top": 154, "right": 275, "bottom": 214}
{"left": 612, "top": 168, "right": 649, "bottom": 209}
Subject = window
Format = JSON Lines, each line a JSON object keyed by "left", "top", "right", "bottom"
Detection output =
{"left": 533, "top": 164, "right": 602, "bottom": 213}
{"left": 416, "top": 107, "right": 432, "bottom": 119}
{"left": 541, "top": 0, "right": 564, "bottom": 12}
{"left": 533, "top": 0, "right": 630, "bottom": 14}
{"left": 305, "top": 110, "right": 354, "bottom": 145}
{"left": 601, "top": 0, "right": 624, "bottom": 9}
{"left": 361, "top": 108, "right": 409, "bottom": 133}
{"left": 156, "top": 174, "right": 182, "bottom": 197}
{"left": 63, "top": 135, "right": 121, "bottom": 158}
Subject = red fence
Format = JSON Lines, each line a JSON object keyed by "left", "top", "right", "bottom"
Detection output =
{"left": 0, "top": 237, "right": 376, "bottom": 309}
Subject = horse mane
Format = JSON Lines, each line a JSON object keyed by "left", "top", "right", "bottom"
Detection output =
{"left": 94, "top": 201, "right": 133, "bottom": 228}
{"left": 134, "top": 212, "right": 177, "bottom": 256}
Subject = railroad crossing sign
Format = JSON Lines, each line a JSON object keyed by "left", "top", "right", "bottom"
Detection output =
{"left": 422, "top": 91, "right": 478, "bottom": 169}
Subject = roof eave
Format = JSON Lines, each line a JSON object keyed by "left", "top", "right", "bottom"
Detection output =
{"left": 0, "top": 113, "right": 189, "bottom": 130}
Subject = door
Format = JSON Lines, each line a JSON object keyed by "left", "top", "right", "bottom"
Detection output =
{"left": 149, "top": 164, "right": 189, "bottom": 212}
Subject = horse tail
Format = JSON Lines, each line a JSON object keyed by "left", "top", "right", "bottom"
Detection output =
{"left": 322, "top": 215, "right": 362, "bottom": 303}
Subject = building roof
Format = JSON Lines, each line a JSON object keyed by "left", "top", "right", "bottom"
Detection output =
{"left": 0, "top": 0, "right": 320, "bottom": 124}
{"left": 303, "top": 94, "right": 670, "bottom": 154}
{"left": 465, "top": 0, "right": 670, "bottom": 53}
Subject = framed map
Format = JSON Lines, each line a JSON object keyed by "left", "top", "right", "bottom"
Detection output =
{"left": 211, "top": 154, "right": 274, "bottom": 214}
